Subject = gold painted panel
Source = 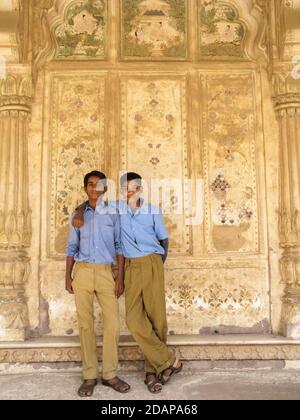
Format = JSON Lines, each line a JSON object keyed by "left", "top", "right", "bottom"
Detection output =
{"left": 120, "top": 74, "right": 192, "bottom": 255}
{"left": 54, "top": 0, "right": 108, "bottom": 60}
{"left": 121, "top": 0, "right": 188, "bottom": 60}
{"left": 199, "top": 0, "right": 246, "bottom": 60}
{"left": 200, "top": 71, "right": 259, "bottom": 254}
{"left": 166, "top": 264, "right": 270, "bottom": 334}
{"left": 48, "top": 74, "right": 106, "bottom": 258}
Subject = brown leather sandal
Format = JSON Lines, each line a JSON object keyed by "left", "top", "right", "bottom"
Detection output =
{"left": 78, "top": 379, "right": 98, "bottom": 397}
{"left": 160, "top": 358, "right": 183, "bottom": 385}
{"left": 144, "top": 373, "right": 163, "bottom": 394}
{"left": 101, "top": 377, "right": 131, "bottom": 394}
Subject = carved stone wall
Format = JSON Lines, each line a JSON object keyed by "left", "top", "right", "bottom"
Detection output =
{"left": 28, "top": 0, "right": 273, "bottom": 338}
{"left": 1, "top": 0, "right": 293, "bottom": 342}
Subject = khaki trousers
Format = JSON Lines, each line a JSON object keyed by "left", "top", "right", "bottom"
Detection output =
{"left": 125, "top": 253, "right": 175, "bottom": 374}
{"left": 72, "top": 262, "right": 120, "bottom": 380}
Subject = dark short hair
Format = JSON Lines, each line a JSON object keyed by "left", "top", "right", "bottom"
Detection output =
{"left": 120, "top": 172, "right": 142, "bottom": 186}
{"left": 84, "top": 171, "right": 107, "bottom": 188}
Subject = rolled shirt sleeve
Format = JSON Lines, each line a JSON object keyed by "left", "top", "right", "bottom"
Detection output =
{"left": 66, "top": 219, "right": 80, "bottom": 257}
{"left": 114, "top": 215, "right": 123, "bottom": 255}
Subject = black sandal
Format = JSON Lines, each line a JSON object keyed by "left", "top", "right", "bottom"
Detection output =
{"left": 160, "top": 358, "right": 183, "bottom": 385}
{"left": 102, "top": 377, "right": 131, "bottom": 394}
{"left": 144, "top": 373, "right": 163, "bottom": 394}
{"left": 78, "top": 379, "right": 98, "bottom": 397}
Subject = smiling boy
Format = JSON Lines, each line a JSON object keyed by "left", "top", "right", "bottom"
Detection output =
{"left": 66, "top": 171, "right": 130, "bottom": 397}
{"left": 72, "top": 172, "right": 183, "bottom": 393}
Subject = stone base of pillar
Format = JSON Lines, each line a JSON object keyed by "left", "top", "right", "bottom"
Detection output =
{"left": 0, "top": 292, "right": 30, "bottom": 341}
{"left": 0, "top": 252, "right": 30, "bottom": 342}
{"left": 280, "top": 246, "right": 300, "bottom": 339}
{"left": 281, "top": 299, "right": 300, "bottom": 340}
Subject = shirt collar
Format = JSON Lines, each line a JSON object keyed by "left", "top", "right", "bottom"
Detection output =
{"left": 86, "top": 200, "right": 108, "bottom": 213}
{"left": 122, "top": 198, "right": 150, "bottom": 216}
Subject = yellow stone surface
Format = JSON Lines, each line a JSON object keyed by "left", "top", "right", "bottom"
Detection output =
{"left": 0, "top": 1, "right": 300, "bottom": 348}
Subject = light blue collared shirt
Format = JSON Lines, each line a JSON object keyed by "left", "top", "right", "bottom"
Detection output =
{"left": 117, "top": 200, "right": 169, "bottom": 259}
{"left": 66, "top": 201, "right": 122, "bottom": 264}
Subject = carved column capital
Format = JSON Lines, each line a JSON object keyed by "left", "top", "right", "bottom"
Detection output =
{"left": 272, "top": 67, "right": 300, "bottom": 111}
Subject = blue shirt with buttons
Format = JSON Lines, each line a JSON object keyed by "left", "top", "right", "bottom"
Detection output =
{"left": 117, "top": 200, "right": 169, "bottom": 259}
{"left": 66, "top": 201, "right": 122, "bottom": 264}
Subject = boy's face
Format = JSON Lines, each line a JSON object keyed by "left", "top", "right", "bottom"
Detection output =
{"left": 85, "top": 176, "right": 107, "bottom": 201}
{"left": 121, "top": 179, "right": 142, "bottom": 202}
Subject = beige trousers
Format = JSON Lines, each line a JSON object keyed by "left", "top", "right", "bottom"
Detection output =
{"left": 125, "top": 254, "right": 176, "bottom": 374}
{"left": 72, "top": 262, "right": 120, "bottom": 380}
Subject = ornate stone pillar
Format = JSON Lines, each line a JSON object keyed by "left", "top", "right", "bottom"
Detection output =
{"left": 273, "top": 69, "right": 300, "bottom": 339}
{"left": 0, "top": 70, "right": 32, "bottom": 341}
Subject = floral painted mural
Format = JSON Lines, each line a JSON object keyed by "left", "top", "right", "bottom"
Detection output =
{"left": 200, "top": 71, "right": 259, "bottom": 253}
{"left": 199, "top": 0, "right": 246, "bottom": 59}
{"left": 166, "top": 266, "right": 269, "bottom": 334}
{"left": 49, "top": 75, "right": 106, "bottom": 256}
{"left": 120, "top": 76, "right": 191, "bottom": 255}
{"left": 121, "top": 0, "right": 187, "bottom": 60}
{"left": 54, "top": 0, "right": 107, "bottom": 59}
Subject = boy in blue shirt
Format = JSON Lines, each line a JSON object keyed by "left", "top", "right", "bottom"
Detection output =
{"left": 72, "top": 172, "right": 183, "bottom": 393}
{"left": 66, "top": 171, "right": 130, "bottom": 397}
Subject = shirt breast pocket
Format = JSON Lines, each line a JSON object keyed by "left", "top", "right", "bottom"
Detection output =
{"left": 138, "top": 215, "right": 154, "bottom": 229}
{"left": 100, "top": 216, "right": 115, "bottom": 234}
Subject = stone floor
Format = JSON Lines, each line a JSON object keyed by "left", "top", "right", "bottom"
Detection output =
{"left": 0, "top": 370, "right": 300, "bottom": 400}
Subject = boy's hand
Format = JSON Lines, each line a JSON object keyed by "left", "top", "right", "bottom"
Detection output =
{"left": 65, "top": 275, "right": 74, "bottom": 294}
{"left": 72, "top": 208, "right": 84, "bottom": 228}
{"left": 115, "top": 273, "right": 125, "bottom": 299}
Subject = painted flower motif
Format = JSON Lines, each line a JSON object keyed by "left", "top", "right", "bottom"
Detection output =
{"left": 171, "top": 195, "right": 178, "bottom": 205}
{"left": 73, "top": 157, "right": 83, "bottom": 166}
{"left": 150, "top": 157, "right": 160, "bottom": 166}
{"left": 135, "top": 114, "right": 143, "bottom": 122}
{"left": 225, "top": 150, "right": 234, "bottom": 162}
{"left": 166, "top": 114, "right": 175, "bottom": 122}
{"left": 90, "top": 114, "right": 98, "bottom": 122}
{"left": 59, "top": 113, "right": 67, "bottom": 123}
{"left": 211, "top": 175, "right": 231, "bottom": 192}
{"left": 74, "top": 85, "right": 84, "bottom": 94}
{"left": 150, "top": 99, "right": 159, "bottom": 107}
{"left": 148, "top": 83, "right": 156, "bottom": 90}
{"left": 74, "top": 98, "right": 83, "bottom": 108}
